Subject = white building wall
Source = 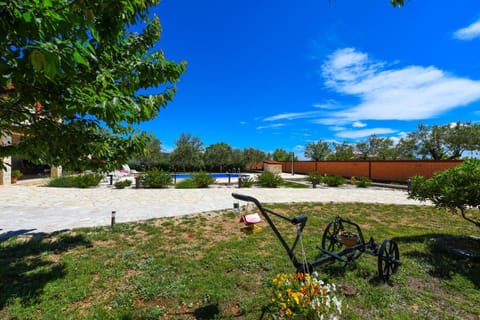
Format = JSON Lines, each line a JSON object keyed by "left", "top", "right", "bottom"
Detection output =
{"left": 1, "top": 134, "right": 12, "bottom": 186}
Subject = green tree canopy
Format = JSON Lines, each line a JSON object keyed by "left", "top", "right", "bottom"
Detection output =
{"left": 330, "top": 142, "right": 354, "bottom": 160}
{"left": 243, "top": 147, "right": 267, "bottom": 165}
{"left": 404, "top": 122, "right": 480, "bottom": 160}
{"left": 305, "top": 140, "right": 331, "bottom": 161}
{"left": 0, "top": 0, "right": 186, "bottom": 171}
{"left": 203, "top": 142, "right": 233, "bottom": 172}
{"left": 170, "top": 133, "right": 204, "bottom": 172}
{"left": 408, "top": 159, "right": 480, "bottom": 229}
{"left": 272, "top": 148, "right": 290, "bottom": 162}
{"left": 128, "top": 134, "right": 167, "bottom": 171}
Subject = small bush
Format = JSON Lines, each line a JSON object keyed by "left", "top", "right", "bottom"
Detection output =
{"left": 175, "top": 179, "right": 197, "bottom": 189}
{"left": 192, "top": 172, "right": 216, "bottom": 188}
{"left": 256, "top": 172, "right": 283, "bottom": 188}
{"left": 11, "top": 169, "right": 23, "bottom": 179}
{"left": 356, "top": 177, "right": 371, "bottom": 188}
{"left": 48, "top": 174, "right": 102, "bottom": 188}
{"left": 239, "top": 176, "right": 255, "bottom": 188}
{"left": 142, "top": 169, "right": 172, "bottom": 188}
{"left": 323, "top": 175, "right": 345, "bottom": 187}
{"left": 306, "top": 172, "right": 323, "bottom": 186}
{"left": 114, "top": 180, "right": 132, "bottom": 189}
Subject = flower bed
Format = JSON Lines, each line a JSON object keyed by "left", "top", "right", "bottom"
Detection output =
{"left": 268, "top": 272, "right": 342, "bottom": 319}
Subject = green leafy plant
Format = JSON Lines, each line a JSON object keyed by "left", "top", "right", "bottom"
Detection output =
{"left": 1, "top": 0, "right": 186, "bottom": 172}
{"left": 323, "top": 175, "right": 345, "bottom": 187}
{"left": 191, "top": 172, "right": 216, "bottom": 188}
{"left": 48, "top": 174, "right": 102, "bottom": 188}
{"left": 306, "top": 172, "right": 323, "bottom": 186}
{"left": 408, "top": 158, "right": 480, "bottom": 228}
{"left": 256, "top": 172, "right": 284, "bottom": 188}
{"left": 11, "top": 169, "right": 23, "bottom": 179}
{"left": 268, "top": 272, "right": 342, "bottom": 319}
{"left": 114, "top": 180, "right": 132, "bottom": 189}
{"left": 356, "top": 177, "right": 372, "bottom": 188}
{"left": 142, "top": 169, "right": 172, "bottom": 188}
{"left": 239, "top": 176, "right": 255, "bottom": 188}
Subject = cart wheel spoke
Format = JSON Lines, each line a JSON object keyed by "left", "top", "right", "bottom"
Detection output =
{"left": 321, "top": 221, "right": 342, "bottom": 252}
{"left": 378, "top": 239, "right": 400, "bottom": 281}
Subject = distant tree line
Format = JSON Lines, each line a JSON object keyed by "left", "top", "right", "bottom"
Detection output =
{"left": 128, "top": 133, "right": 269, "bottom": 172}
{"left": 128, "top": 122, "right": 480, "bottom": 172}
{"left": 304, "top": 122, "right": 480, "bottom": 161}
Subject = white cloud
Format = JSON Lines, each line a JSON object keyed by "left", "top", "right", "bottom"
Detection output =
{"left": 329, "top": 126, "right": 346, "bottom": 132}
{"left": 335, "top": 128, "right": 396, "bottom": 139}
{"left": 352, "top": 121, "right": 367, "bottom": 128}
{"left": 453, "top": 18, "right": 480, "bottom": 40}
{"left": 320, "top": 48, "right": 480, "bottom": 122}
{"left": 263, "top": 111, "right": 321, "bottom": 121}
{"left": 256, "top": 123, "right": 285, "bottom": 130}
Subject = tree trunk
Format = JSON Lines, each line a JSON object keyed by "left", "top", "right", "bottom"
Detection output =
{"left": 460, "top": 208, "right": 480, "bottom": 228}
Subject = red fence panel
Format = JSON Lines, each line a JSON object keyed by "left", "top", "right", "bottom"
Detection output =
{"left": 280, "top": 160, "right": 463, "bottom": 182}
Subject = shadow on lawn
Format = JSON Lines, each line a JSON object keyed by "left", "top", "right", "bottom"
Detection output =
{"left": 393, "top": 233, "right": 480, "bottom": 288}
{"left": 0, "top": 232, "right": 92, "bottom": 308}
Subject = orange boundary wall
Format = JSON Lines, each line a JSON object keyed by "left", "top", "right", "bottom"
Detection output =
{"left": 280, "top": 160, "right": 463, "bottom": 182}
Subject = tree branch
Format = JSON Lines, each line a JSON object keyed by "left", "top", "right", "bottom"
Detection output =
{"left": 461, "top": 208, "right": 480, "bottom": 228}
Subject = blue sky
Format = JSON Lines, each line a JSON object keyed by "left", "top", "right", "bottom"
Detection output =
{"left": 139, "top": 0, "right": 480, "bottom": 157}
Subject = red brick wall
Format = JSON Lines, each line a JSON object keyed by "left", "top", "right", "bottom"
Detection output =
{"left": 281, "top": 160, "right": 462, "bottom": 182}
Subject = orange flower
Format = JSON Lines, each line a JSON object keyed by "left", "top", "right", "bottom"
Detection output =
{"left": 35, "top": 100, "right": 42, "bottom": 113}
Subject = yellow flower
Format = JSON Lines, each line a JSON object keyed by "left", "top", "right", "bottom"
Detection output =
{"left": 280, "top": 303, "right": 287, "bottom": 310}
{"left": 291, "top": 292, "right": 300, "bottom": 305}
{"left": 277, "top": 292, "right": 283, "bottom": 299}
{"left": 286, "top": 308, "right": 293, "bottom": 316}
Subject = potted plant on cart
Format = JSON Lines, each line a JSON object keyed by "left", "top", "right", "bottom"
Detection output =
{"left": 11, "top": 169, "right": 23, "bottom": 184}
{"left": 339, "top": 230, "right": 358, "bottom": 247}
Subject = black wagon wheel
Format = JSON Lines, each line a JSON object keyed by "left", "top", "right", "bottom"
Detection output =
{"left": 378, "top": 239, "right": 400, "bottom": 281}
{"left": 321, "top": 221, "right": 343, "bottom": 252}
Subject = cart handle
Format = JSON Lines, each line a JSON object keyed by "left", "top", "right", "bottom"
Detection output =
{"left": 232, "top": 193, "right": 260, "bottom": 204}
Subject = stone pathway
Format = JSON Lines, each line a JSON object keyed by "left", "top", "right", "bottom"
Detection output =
{"left": 0, "top": 181, "right": 426, "bottom": 238}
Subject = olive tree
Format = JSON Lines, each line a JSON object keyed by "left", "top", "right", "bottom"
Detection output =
{"left": 408, "top": 159, "right": 480, "bottom": 229}
{"left": 304, "top": 140, "right": 331, "bottom": 161}
{"left": 170, "top": 133, "right": 204, "bottom": 172}
{"left": 203, "top": 142, "right": 233, "bottom": 172}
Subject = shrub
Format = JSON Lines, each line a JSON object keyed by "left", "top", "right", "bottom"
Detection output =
{"left": 175, "top": 178, "right": 197, "bottom": 189}
{"left": 306, "top": 172, "right": 323, "bottom": 186}
{"left": 323, "top": 175, "right": 345, "bottom": 187}
{"left": 142, "top": 169, "right": 172, "bottom": 188}
{"left": 256, "top": 172, "right": 283, "bottom": 188}
{"left": 191, "top": 172, "right": 216, "bottom": 188}
{"left": 356, "top": 177, "right": 371, "bottom": 188}
{"left": 408, "top": 158, "right": 480, "bottom": 229}
{"left": 48, "top": 174, "right": 102, "bottom": 188}
{"left": 114, "top": 180, "right": 132, "bottom": 189}
{"left": 239, "top": 176, "right": 255, "bottom": 188}
{"left": 11, "top": 169, "right": 23, "bottom": 179}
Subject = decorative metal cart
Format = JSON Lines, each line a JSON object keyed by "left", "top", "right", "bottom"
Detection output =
{"left": 232, "top": 193, "right": 400, "bottom": 281}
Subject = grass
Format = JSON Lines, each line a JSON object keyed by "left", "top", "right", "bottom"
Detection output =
{"left": 0, "top": 203, "right": 479, "bottom": 319}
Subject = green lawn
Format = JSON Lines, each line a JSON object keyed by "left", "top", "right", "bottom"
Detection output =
{"left": 0, "top": 203, "right": 479, "bottom": 319}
